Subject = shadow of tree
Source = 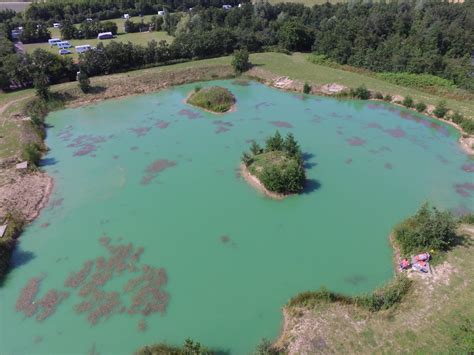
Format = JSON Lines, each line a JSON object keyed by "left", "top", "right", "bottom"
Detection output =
{"left": 303, "top": 178, "right": 321, "bottom": 194}
{"left": 88, "top": 85, "right": 107, "bottom": 94}
{"left": 302, "top": 152, "right": 317, "bottom": 169}
{"left": 39, "top": 157, "right": 58, "bottom": 167}
{"left": 11, "top": 248, "right": 35, "bottom": 268}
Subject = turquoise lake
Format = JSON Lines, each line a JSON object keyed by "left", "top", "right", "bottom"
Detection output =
{"left": 1, "top": 80, "right": 473, "bottom": 354}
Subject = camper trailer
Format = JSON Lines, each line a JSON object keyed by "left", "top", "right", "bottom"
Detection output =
{"left": 75, "top": 44, "right": 91, "bottom": 54}
{"left": 48, "top": 38, "right": 61, "bottom": 46}
{"left": 57, "top": 41, "right": 72, "bottom": 49}
{"left": 97, "top": 32, "right": 113, "bottom": 40}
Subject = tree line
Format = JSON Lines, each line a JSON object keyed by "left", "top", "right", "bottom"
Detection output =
{"left": 22, "top": 0, "right": 243, "bottom": 24}
{"left": 0, "top": 1, "right": 473, "bottom": 91}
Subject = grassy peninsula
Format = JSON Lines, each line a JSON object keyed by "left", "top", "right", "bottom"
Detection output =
{"left": 242, "top": 131, "right": 306, "bottom": 196}
{"left": 187, "top": 86, "right": 235, "bottom": 113}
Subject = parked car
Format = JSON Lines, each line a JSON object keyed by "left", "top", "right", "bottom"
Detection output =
{"left": 59, "top": 49, "right": 72, "bottom": 55}
{"left": 53, "top": 23, "right": 61, "bottom": 28}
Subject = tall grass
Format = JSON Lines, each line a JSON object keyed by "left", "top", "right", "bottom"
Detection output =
{"left": 288, "top": 276, "right": 412, "bottom": 312}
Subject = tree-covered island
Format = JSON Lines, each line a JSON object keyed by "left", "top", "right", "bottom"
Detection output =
{"left": 241, "top": 131, "right": 306, "bottom": 198}
{"left": 187, "top": 86, "right": 235, "bottom": 113}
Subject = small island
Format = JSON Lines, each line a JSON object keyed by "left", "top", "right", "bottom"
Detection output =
{"left": 241, "top": 131, "right": 306, "bottom": 198}
{"left": 187, "top": 86, "right": 236, "bottom": 113}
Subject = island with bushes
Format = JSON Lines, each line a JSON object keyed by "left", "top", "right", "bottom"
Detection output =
{"left": 186, "top": 86, "right": 236, "bottom": 113}
{"left": 241, "top": 131, "right": 306, "bottom": 198}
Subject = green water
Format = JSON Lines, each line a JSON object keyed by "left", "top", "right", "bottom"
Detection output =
{"left": 1, "top": 80, "right": 473, "bottom": 354}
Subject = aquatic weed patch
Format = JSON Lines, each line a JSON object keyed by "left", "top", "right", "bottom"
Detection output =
{"left": 270, "top": 121, "right": 293, "bottom": 128}
{"left": 15, "top": 238, "right": 169, "bottom": 328}
{"left": 141, "top": 159, "right": 177, "bottom": 185}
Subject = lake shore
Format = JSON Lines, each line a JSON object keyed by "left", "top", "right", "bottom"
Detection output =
{"left": 240, "top": 164, "right": 289, "bottom": 200}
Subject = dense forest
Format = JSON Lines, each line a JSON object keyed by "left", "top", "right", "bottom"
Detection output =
{"left": 0, "top": 0, "right": 472, "bottom": 91}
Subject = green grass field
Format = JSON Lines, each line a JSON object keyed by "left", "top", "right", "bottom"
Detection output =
{"left": 24, "top": 15, "right": 172, "bottom": 59}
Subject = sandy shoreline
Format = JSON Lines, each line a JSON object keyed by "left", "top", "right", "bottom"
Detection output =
{"left": 0, "top": 170, "right": 54, "bottom": 222}
{"left": 240, "top": 164, "right": 290, "bottom": 200}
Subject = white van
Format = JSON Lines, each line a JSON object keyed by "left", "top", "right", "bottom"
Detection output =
{"left": 157, "top": 10, "right": 165, "bottom": 16}
{"left": 57, "top": 41, "right": 72, "bottom": 49}
{"left": 97, "top": 32, "right": 113, "bottom": 40}
{"left": 53, "top": 23, "right": 61, "bottom": 28}
{"left": 75, "top": 44, "right": 91, "bottom": 54}
{"left": 48, "top": 38, "right": 61, "bottom": 46}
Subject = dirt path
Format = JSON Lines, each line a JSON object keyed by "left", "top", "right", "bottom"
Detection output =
{"left": 0, "top": 95, "right": 33, "bottom": 127}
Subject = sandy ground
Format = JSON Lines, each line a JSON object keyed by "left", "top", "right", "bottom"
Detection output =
{"left": 0, "top": 167, "right": 53, "bottom": 222}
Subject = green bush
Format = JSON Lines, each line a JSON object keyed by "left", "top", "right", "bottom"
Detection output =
{"left": 22, "top": 143, "right": 42, "bottom": 167}
{"left": 254, "top": 338, "right": 279, "bottom": 355}
{"left": 241, "top": 152, "right": 254, "bottom": 167}
{"left": 415, "top": 102, "right": 427, "bottom": 112}
{"left": 187, "top": 86, "right": 235, "bottom": 113}
{"left": 393, "top": 203, "right": 457, "bottom": 256}
{"left": 350, "top": 85, "right": 371, "bottom": 100}
{"left": 433, "top": 101, "right": 449, "bottom": 118}
{"left": 383, "top": 94, "right": 392, "bottom": 102}
{"left": 450, "top": 111, "right": 464, "bottom": 124}
{"left": 231, "top": 49, "right": 251, "bottom": 74}
{"left": 303, "top": 82, "right": 311, "bottom": 94}
{"left": 136, "top": 338, "right": 212, "bottom": 355}
{"left": 374, "top": 92, "right": 384, "bottom": 100}
{"left": 460, "top": 119, "right": 474, "bottom": 135}
{"left": 355, "top": 276, "right": 412, "bottom": 312}
{"left": 77, "top": 71, "right": 90, "bottom": 93}
{"left": 402, "top": 96, "right": 414, "bottom": 108}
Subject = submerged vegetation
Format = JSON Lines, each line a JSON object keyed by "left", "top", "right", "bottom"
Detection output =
{"left": 393, "top": 203, "right": 457, "bottom": 257}
{"left": 187, "top": 86, "right": 235, "bottom": 113}
{"left": 242, "top": 131, "right": 306, "bottom": 195}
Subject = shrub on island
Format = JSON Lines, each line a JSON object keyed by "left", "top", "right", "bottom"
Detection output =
{"left": 136, "top": 338, "right": 212, "bottom": 355}
{"left": 187, "top": 86, "right": 235, "bottom": 113}
{"left": 242, "top": 131, "right": 306, "bottom": 195}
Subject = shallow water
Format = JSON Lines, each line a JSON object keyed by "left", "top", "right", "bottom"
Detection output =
{"left": 1, "top": 80, "right": 473, "bottom": 354}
